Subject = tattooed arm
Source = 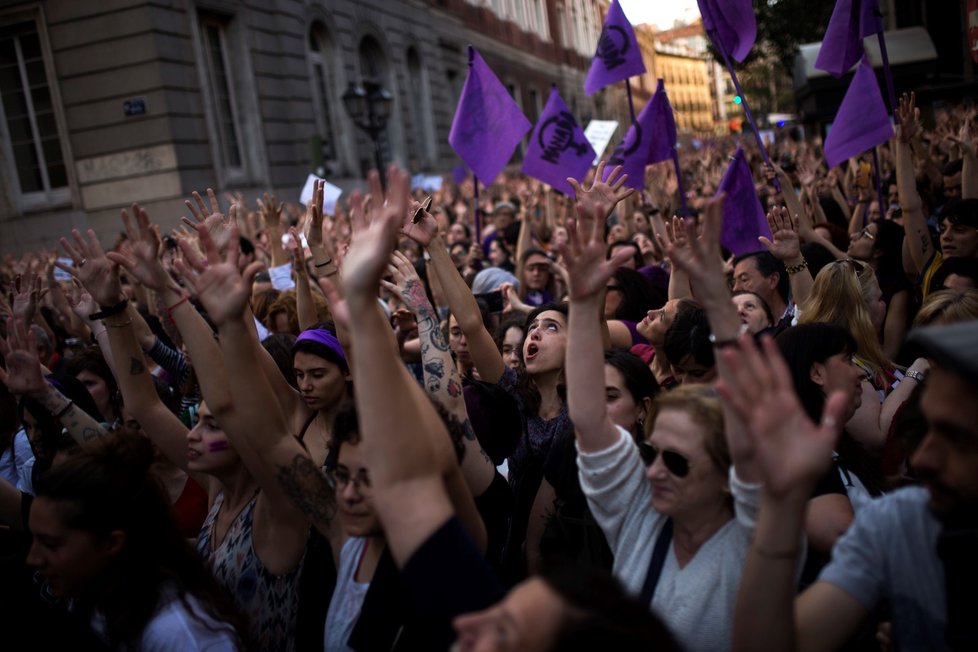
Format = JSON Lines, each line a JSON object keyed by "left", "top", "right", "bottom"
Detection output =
{"left": 383, "top": 252, "right": 496, "bottom": 497}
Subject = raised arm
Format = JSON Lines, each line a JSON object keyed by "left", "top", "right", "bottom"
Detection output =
{"left": 342, "top": 166, "right": 484, "bottom": 566}
{"left": 894, "top": 92, "right": 934, "bottom": 275}
{"left": 759, "top": 206, "right": 813, "bottom": 312}
{"left": 560, "top": 199, "right": 634, "bottom": 452}
{"left": 180, "top": 221, "right": 329, "bottom": 536}
{"left": 404, "top": 204, "right": 506, "bottom": 384}
{"left": 718, "top": 336, "right": 863, "bottom": 652}
{"left": 383, "top": 250, "right": 495, "bottom": 496}
{"left": 946, "top": 114, "right": 977, "bottom": 199}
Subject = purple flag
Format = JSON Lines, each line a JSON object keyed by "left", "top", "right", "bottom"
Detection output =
{"left": 602, "top": 79, "right": 676, "bottom": 190}
{"left": 697, "top": 0, "right": 756, "bottom": 63}
{"left": 449, "top": 47, "right": 531, "bottom": 184}
{"left": 584, "top": 0, "right": 646, "bottom": 96}
{"left": 452, "top": 164, "right": 468, "bottom": 185}
{"left": 717, "top": 147, "right": 770, "bottom": 256}
{"left": 823, "top": 56, "right": 893, "bottom": 169}
{"left": 521, "top": 87, "right": 595, "bottom": 195}
{"left": 815, "top": 0, "right": 881, "bottom": 77}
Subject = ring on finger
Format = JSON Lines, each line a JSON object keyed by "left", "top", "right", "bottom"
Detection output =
{"left": 79, "top": 258, "right": 88, "bottom": 267}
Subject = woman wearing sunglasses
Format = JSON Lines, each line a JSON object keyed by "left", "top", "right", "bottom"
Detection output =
{"left": 563, "top": 194, "right": 762, "bottom": 650}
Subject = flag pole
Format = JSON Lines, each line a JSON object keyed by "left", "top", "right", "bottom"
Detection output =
{"left": 473, "top": 174, "right": 482, "bottom": 247}
{"left": 709, "top": 28, "right": 781, "bottom": 192}
{"left": 873, "top": 9, "right": 897, "bottom": 114}
{"left": 671, "top": 150, "right": 688, "bottom": 217}
{"left": 625, "top": 78, "right": 637, "bottom": 125}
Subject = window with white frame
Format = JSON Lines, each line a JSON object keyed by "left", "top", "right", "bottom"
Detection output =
{"left": 0, "top": 19, "right": 70, "bottom": 210}
{"left": 308, "top": 24, "right": 339, "bottom": 167}
{"left": 198, "top": 15, "right": 245, "bottom": 177}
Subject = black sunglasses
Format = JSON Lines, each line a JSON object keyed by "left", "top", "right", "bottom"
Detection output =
{"left": 638, "top": 442, "right": 691, "bottom": 478}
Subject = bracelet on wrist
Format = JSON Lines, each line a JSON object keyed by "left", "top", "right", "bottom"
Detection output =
{"left": 905, "top": 369, "right": 926, "bottom": 383}
{"left": 53, "top": 399, "right": 74, "bottom": 419}
{"left": 785, "top": 259, "right": 808, "bottom": 275}
{"left": 166, "top": 294, "right": 190, "bottom": 316}
{"left": 88, "top": 298, "right": 129, "bottom": 321}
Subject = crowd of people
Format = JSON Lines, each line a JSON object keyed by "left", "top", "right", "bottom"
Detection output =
{"left": 1, "top": 88, "right": 977, "bottom": 651}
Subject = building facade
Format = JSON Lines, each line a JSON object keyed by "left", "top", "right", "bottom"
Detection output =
{"left": 0, "top": 0, "right": 617, "bottom": 253}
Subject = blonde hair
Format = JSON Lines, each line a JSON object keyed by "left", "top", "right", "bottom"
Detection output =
{"left": 799, "top": 259, "right": 888, "bottom": 374}
{"left": 644, "top": 384, "right": 730, "bottom": 476}
{"left": 914, "top": 288, "right": 978, "bottom": 327}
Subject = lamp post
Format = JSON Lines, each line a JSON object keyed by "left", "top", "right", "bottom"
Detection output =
{"left": 342, "top": 80, "right": 393, "bottom": 187}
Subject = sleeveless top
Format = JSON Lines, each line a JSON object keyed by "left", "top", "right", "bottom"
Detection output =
{"left": 324, "top": 537, "right": 371, "bottom": 652}
{"left": 197, "top": 491, "right": 304, "bottom": 652}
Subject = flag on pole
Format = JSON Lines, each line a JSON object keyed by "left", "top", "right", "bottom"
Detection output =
{"left": 823, "top": 56, "right": 893, "bottom": 169}
{"left": 522, "top": 87, "right": 595, "bottom": 196}
{"left": 449, "top": 46, "right": 531, "bottom": 184}
{"left": 717, "top": 147, "right": 770, "bottom": 256}
{"left": 584, "top": 0, "right": 646, "bottom": 96}
{"left": 814, "top": 0, "right": 881, "bottom": 77}
{"left": 602, "top": 80, "right": 676, "bottom": 190}
{"left": 697, "top": 0, "right": 757, "bottom": 62}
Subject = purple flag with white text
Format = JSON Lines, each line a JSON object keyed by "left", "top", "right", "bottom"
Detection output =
{"left": 584, "top": 0, "right": 647, "bottom": 96}
{"left": 815, "top": 0, "right": 881, "bottom": 77}
{"left": 449, "top": 46, "right": 531, "bottom": 184}
{"left": 522, "top": 87, "right": 595, "bottom": 195}
{"left": 717, "top": 148, "right": 770, "bottom": 256}
{"left": 823, "top": 56, "right": 893, "bottom": 169}
{"left": 697, "top": 0, "right": 756, "bottom": 62}
{"left": 602, "top": 80, "right": 676, "bottom": 190}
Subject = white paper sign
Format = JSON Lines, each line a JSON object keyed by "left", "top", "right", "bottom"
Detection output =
{"left": 299, "top": 174, "right": 342, "bottom": 215}
{"left": 584, "top": 120, "right": 619, "bottom": 165}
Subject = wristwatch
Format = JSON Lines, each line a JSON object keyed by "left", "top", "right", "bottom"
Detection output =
{"left": 905, "top": 370, "right": 926, "bottom": 383}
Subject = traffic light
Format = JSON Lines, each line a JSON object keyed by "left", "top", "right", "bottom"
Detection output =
{"left": 733, "top": 95, "right": 742, "bottom": 105}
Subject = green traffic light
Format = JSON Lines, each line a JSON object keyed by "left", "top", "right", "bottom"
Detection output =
{"left": 733, "top": 95, "right": 742, "bottom": 105}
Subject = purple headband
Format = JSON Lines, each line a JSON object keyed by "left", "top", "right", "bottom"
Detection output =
{"left": 295, "top": 329, "right": 348, "bottom": 371}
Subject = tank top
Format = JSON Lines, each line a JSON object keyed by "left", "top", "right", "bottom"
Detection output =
{"left": 197, "top": 491, "right": 304, "bottom": 652}
{"left": 324, "top": 536, "right": 371, "bottom": 651}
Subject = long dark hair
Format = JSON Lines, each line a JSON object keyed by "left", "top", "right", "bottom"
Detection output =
{"left": 604, "top": 349, "right": 659, "bottom": 442}
{"left": 776, "top": 323, "right": 885, "bottom": 495}
{"left": 33, "top": 433, "right": 249, "bottom": 648}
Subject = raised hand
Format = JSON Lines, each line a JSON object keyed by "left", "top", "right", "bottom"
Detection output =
{"left": 400, "top": 199, "right": 439, "bottom": 247}
{"left": 173, "top": 221, "right": 260, "bottom": 327}
{"left": 558, "top": 200, "right": 632, "bottom": 301}
{"left": 715, "top": 335, "right": 846, "bottom": 498}
{"left": 758, "top": 206, "right": 802, "bottom": 262}
{"left": 896, "top": 92, "right": 921, "bottom": 144}
{"left": 306, "top": 180, "right": 325, "bottom": 248}
{"left": 944, "top": 113, "right": 976, "bottom": 159}
{"left": 9, "top": 271, "right": 43, "bottom": 323}
{"left": 57, "top": 229, "right": 123, "bottom": 308}
{"left": 184, "top": 189, "right": 237, "bottom": 250}
{"left": 567, "top": 160, "right": 636, "bottom": 223}
{"left": 256, "top": 192, "right": 284, "bottom": 232}
{"left": 0, "top": 316, "right": 48, "bottom": 396}
{"left": 656, "top": 194, "right": 725, "bottom": 280}
{"left": 340, "top": 166, "right": 411, "bottom": 302}
{"left": 66, "top": 280, "right": 98, "bottom": 323}
{"left": 106, "top": 204, "right": 177, "bottom": 293}
{"left": 381, "top": 250, "right": 432, "bottom": 316}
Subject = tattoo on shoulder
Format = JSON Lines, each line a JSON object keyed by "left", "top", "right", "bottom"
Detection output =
{"left": 129, "top": 357, "right": 145, "bottom": 375}
{"left": 276, "top": 454, "right": 337, "bottom": 528}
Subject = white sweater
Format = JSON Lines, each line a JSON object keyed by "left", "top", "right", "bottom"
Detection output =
{"left": 577, "top": 426, "right": 760, "bottom": 652}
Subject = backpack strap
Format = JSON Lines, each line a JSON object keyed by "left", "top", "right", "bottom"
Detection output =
{"left": 640, "top": 518, "right": 673, "bottom": 604}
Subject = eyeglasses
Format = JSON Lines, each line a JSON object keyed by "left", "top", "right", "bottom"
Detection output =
{"left": 857, "top": 227, "right": 875, "bottom": 241}
{"left": 638, "top": 442, "right": 691, "bottom": 478}
{"left": 327, "top": 467, "right": 371, "bottom": 491}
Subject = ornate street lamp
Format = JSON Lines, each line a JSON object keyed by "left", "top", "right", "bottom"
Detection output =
{"left": 342, "top": 80, "right": 393, "bottom": 186}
